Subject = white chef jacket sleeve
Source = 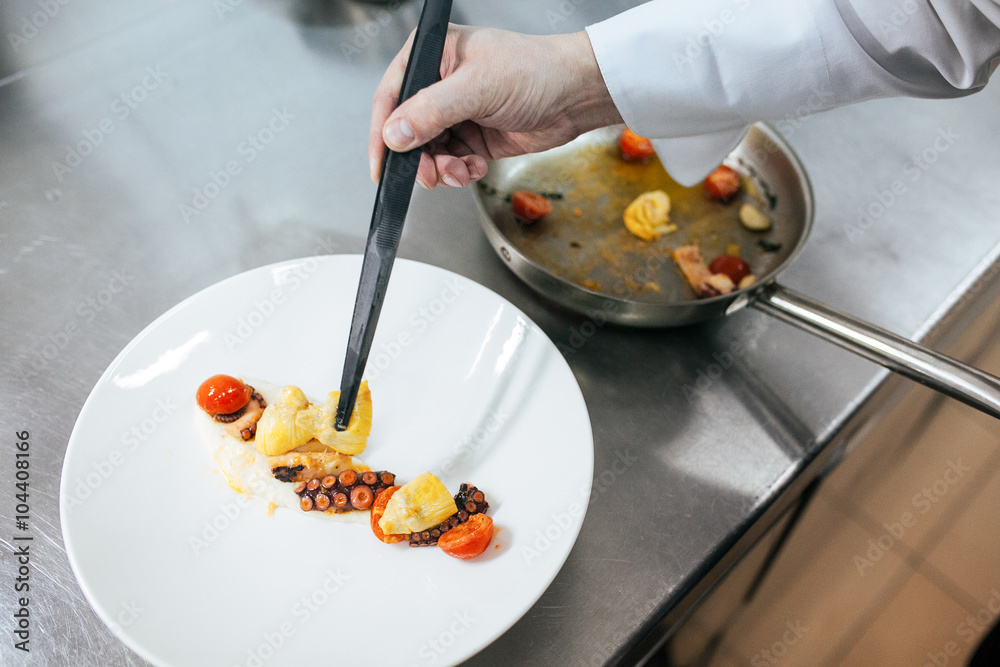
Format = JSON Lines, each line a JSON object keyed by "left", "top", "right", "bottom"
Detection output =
{"left": 586, "top": 0, "right": 1000, "bottom": 185}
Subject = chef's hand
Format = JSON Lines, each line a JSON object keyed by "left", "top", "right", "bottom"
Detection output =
{"left": 369, "top": 25, "right": 622, "bottom": 188}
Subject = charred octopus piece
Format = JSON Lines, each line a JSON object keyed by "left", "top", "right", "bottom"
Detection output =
{"left": 214, "top": 391, "right": 267, "bottom": 441}
{"left": 229, "top": 387, "right": 267, "bottom": 440}
{"left": 409, "top": 483, "right": 489, "bottom": 547}
{"left": 292, "top": 470, "right": 396, "bottom": 513}
{"left": 271, "top": 464, "right": 304, "bottom": 484}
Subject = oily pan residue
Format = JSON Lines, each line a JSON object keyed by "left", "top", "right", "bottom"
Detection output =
{"left": 484, "top": 143, "right": 783, "bottom": 303}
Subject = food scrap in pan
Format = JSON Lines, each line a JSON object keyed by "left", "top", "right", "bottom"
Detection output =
{"left": 708, "top": 254, "right": 751, "bottom": 285}
{"left": 738, "top": 203, "right": 772, "bottom": 231}
{"left": 703, "top": 164, "right": 742, "bottom": 201}
{"left": 195, "top": 375, "right": 495, "bottom": 560}
{"left": 511, "top": 190, "right": 552, "bottom": 223}
{"left": 623, "top": 190, "right": 676, "bottom": 241}
{"left": 619, "top": 127, "right": 656, "bottom": 161}
{"left": 703, "top": 164, "right": 772, "bottom": 231}
{"left": 674, "top": 245, "right": 758, "bottom": 297}
{"left": 673, "top": 245, "right": 736, "bottom": 298}
{"left": 715, "top": 245, "right": 757, "bottom": 288}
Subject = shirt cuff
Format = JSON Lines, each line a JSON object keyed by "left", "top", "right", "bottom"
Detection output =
{"left": 651, "top": 129, "right": 748, "bottom": 186}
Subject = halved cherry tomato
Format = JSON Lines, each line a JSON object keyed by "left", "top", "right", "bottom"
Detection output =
{"left": 511, "top": 191, "right": 552, "bottom": 222}
{"left": 708, "top": 255, "right": 751, "bottom": 284}
{"left": 371, "top": 486, "right": 407, "bottom": 544}
{"left": 619, "top": 128, "right": 655, "bottom": 161}
{"left": 703, "top": 165, "right": 742, "bottom": 201}
{"left": 196, "top": 374, "right": 252, "bottom": 415}
{"left": 438, "top": 513, "right": 494, "bottom": 560}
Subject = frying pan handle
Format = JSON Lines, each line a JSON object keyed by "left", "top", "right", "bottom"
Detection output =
{"left": 751, "top": 283, "right": 1000, "bottom": 420}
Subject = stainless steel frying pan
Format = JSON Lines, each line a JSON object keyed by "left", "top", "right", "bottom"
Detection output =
{"left": 473, "top": 124, "right": 1000, "bottom": 419}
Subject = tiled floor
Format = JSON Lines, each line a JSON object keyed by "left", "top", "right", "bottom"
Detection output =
{"left": 662, "top": 297, "right": 1000, "bottom": 666}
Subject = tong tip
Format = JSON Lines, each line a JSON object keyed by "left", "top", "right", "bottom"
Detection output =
{"left": 333, "top": 394, "right": 352, "bottom": 432}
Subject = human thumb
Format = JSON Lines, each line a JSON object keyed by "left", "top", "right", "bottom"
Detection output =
{"left": 382, "top": 74, "right": 475, "bottom": 152}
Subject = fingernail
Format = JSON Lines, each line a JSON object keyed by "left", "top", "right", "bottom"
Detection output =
{"left": 441, "top": 174, "right": 461, "bottom": 188}
{"left": 385, "top": 119, "right": 415, "bottom": 150}
{"left": 369, "top": 156, "right": 379, "bottom": 183}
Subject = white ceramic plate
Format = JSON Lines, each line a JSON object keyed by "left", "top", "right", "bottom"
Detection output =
{"left": 61, "top": 255, "right": 593, "bottom": 667}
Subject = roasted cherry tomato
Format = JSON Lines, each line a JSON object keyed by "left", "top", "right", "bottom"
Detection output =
{"left": 371, "top": 486, "right": 407, "bottom": 544}
{"left": 703, "top": 165, "right": 742, "bottom": 201}
{"left": 708, "top": 255, "right": 751, "bottom": 285}
{"left": 196, "top": 374, "right": 252, "bottom": 415}
{"left": 511, "top": 191, "right": 552, "bottom": 222}
{"left": 438, "top": 513, "right": 494, "bottom": 560}
{"left": 619, "top": 127, "right": 656, "bottom": 161}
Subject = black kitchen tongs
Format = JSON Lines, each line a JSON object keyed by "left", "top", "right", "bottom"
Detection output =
{"left": 334, "top": 0, "right": 453, "bottom": 431}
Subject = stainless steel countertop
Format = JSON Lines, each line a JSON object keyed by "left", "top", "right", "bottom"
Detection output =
{"left": 2, "top": 1, "right": 999, "bottom": 665}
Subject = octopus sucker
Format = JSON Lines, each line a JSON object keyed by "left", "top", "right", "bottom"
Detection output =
{"left": 293, "top": 469, "right": 396, "bottom": 514}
